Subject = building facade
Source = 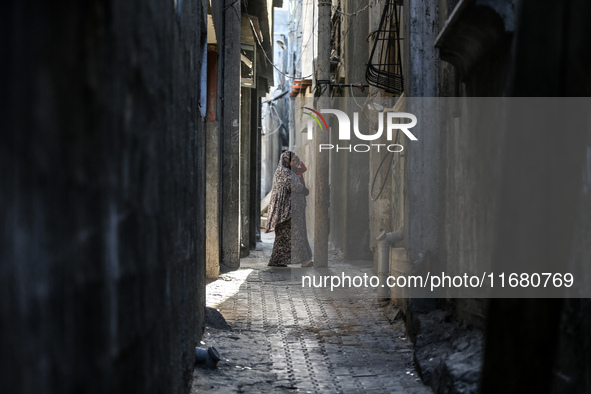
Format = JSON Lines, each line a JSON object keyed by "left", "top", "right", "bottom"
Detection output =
{"left": 285, "top": 0, "right": 591, "bottom": 391}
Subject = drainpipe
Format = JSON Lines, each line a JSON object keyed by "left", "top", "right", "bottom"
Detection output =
{"left": 195, "top": 346, "right": 221, "bottom": 369}
{"left": 376, "top": 227, "right": 404, "bottom": 300}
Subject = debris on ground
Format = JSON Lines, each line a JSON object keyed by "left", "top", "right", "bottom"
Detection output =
{"left": 413, "top": 310, "right": 484, "bottom": 394}
{"left": 205, "top": 307, "right": 232, "bottom": 330}
{"left": 191, "top": 241, "right": 431, "bottom": 393}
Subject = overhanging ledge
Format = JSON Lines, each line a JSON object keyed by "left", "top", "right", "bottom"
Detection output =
{"left": 434, "top": 0, "right": 515, "bottom": 76}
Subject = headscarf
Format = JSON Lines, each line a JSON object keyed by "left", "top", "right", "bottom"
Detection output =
{"left": 281, "top": 150, "right": 294, "bottom": 170}
{"left": 266, "top": 151, "right": 295, "bottom": 232}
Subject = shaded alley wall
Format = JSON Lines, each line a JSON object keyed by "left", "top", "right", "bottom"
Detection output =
{"left": 407, "top": 0, "right": 591, "bottom": 391}
{"left": 0, "top": 0, "right": 207, "bottom": 393}
{"left": 480, "top": 1, "right": 591, "bottom": 392}
{"left": 435, "top": 0, "right": 514, "bottom": 326}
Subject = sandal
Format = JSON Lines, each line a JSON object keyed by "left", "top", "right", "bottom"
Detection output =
{"left": 301, "top": 260, "right": 314, "bottom": 268}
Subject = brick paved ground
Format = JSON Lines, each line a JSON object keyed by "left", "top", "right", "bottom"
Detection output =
{"left": 191, "top": 237, "right": 431, "bottom": 393}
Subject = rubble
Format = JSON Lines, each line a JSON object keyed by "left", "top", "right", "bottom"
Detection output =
{"left": 413, "top": 310, "right": 484, "bottom": 394}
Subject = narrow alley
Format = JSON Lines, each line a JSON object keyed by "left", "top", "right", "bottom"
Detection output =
{"left": 3, "top": 0, "right": 591, "bottom": 393}
{"left": 192, "top": 235, "right": 429, "bottom": 393}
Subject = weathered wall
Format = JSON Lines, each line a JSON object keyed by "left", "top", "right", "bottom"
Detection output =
{"left": 240, "top": 87, "right": 252, "bottom": 257}
{"left": 400, "top": 1, "right": 591, "bottom": 392}
{"left": 481, "top": 0, "right": 591, "bottom": 392}
{"left": 206, "top": 45, "right": 220, "bottom": 279}
{"left": 217, "top": 0, "right": 242, "bottom": 272}
{"left": 261, "top": 99, "right": 285, "bottom": 198}
{"left": 341, "top": 0, "right": 371, "bottom": 260}
{"left": 551, "top": 116, "right": 591, "bottom": 394}
{"left": 439, "top": 100, "right": 506, "bottom": 328}
{"left": 292, "top": 95, "right": 317, "bottom": 244}
{"left": 392, "top": 0, "right": 513, "bottom": 333}
{"left": 367, "top": 1, "right": 395, "bottom": 272}
{"left": 0, "top": 0, "right": 206, "bottom": 392}
{"left": 250, "top": 89, "right": 262, "bottom": 249}
{"left": 403, "top": 0, "right": 441, "bottom": 318}
{"left": 552, "top": 149, "right": 591, "bottom": 390}
{"left": 206, "top": 121, "right": 220, "bottom": 278}
{"left": 260, "top": 3, "right": 290, "bottom": 200}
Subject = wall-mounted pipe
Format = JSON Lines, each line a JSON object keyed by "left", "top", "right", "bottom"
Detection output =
{"left": 376, "top": 227, "right": 404, "bottom": 300}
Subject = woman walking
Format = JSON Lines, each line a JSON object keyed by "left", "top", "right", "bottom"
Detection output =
{"left": 265, "top": 151, "right": 313, "bottom": 267}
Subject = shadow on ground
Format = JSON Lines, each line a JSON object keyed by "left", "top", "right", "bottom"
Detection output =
{"left": 191, "top": 241, "right": 431, "bottom": 393}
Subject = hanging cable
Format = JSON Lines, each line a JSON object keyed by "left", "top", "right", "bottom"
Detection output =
{"left": 242, "top": 1, "right": 331, "bottom": 80}
{"left": 331, "top": 1, "right": 372, "bottom": 16}
{"left": 350, "top": 83, "right": 364, "bottom": 108}
{"left": 370, "top": 130, "right": 400, "bottom": 201}
{"left": 241, "top": 0, "right": 374, "bottom": 81}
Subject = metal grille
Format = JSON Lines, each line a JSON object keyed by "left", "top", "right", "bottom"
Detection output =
{"left": 365, "top": 0, "right": 404, "bottom": 94}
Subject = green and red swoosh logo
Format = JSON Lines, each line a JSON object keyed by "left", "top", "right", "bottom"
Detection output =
{"left": 303, "top": 107, "right": 328, "bottom": 131}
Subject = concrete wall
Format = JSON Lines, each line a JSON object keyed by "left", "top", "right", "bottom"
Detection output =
{"left": 218, "top": 0, "right": 242, "bottom": 272}
{"left": 292, "top": 96, "right": 317, "bottom": 244}
{"left": 288, "top": 0, "right": 375, "bottom": 261}
{"left": 206, "top": 121, "right": 220, "bottom": 278}
{"left": 392, "top": 3, "right": 591, "bottom": 391}
{"left": 339, "top": 0, "right": 371, "bottom": 260}
{"left": 367, "top": 1, "right": 396, "bottom": 272}
{"left": 435, "top": 0, "right": 514, "bottom": 326}
{"left": 261, "top": 91, "right": 289, "bottom": 201}
{"left": 240, "top": 87, "right": 252, "bottom": 257}
{"left": 0, "top": 1, "right": 207, "bottom": 393}
{"left": 214, "top": 0, "right": 271, "bottom": 262}
{"left": 206, "top": 45, "right": 220, "bottom": 278}
{"left": 402, "top": 0, "right": 441, "bottom": 318}
{"left": 553, "top": 131, "right": 591, "bottom": 390}
{"left": 261, "top": 5, "right": 295, "bottom": 201}
{"left": 416, "top": 0, "right": 591, "bottom": 391}
{"left": 480, "top": 1, "right": 591, "bottom": 392}
{"left": 300, "top": 0, "right": 318, "bottom": 79}
{"left": 261, "top": 99, "right": 284, "bottom": 197}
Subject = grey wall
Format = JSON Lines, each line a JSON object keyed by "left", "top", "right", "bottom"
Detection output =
{"left": 402, "top": 0, "right": 441, "bottom": 318}
{"left": 431, "top": 0, "right": 591, "bottom": 391}
{"left": 436, "top": 0, "right": 514, "bottom": 326}
{"left": 212, "top": 0, "right": 242, "bottom": 273}
{"left": 342, "top": 0, "right": 371, "bottom": 260}
{"left": 240, "top": 87, "right": 252, "bottom": 257}
{"left": 481, "top": 0, "right": 591, "bottom": 392}
{"left": 398, "top": 7, "right": 591, "bottom": 388}
{"left": 0, "top": 0, "right": 207, "bottom": 392}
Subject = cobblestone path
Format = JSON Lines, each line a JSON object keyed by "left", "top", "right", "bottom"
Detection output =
{"left": 191, "top": 240, "right": 431, "bottom": 393}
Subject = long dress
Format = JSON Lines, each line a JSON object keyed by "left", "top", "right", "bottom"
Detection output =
{"left": 266, "top": 152, "right": 312, "bottom": 266}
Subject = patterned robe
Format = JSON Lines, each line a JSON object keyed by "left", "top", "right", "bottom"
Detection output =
{"left": 266, "top": 151, "right": 312, "bottom": 266}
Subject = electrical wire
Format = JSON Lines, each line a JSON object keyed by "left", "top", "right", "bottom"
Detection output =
{"left": 240, "top": 0, "right": 374, "bottom": 81}
{"left": 369, "top": 129, "right": 399, "bottom": 201}
{"left": 331, "top": 1, "right": 373, "bottom": 16}
{"left": 242, "top": 1, "right": 330, "bottom": 80}
{"left": 299, "top": 14, "right": 319, "bottom": 62}
{"left": 370, "top": 149, "right": 394, "bottom": 201}
{"left": 350, "top": 84, "right": 364, "bottom": 108}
